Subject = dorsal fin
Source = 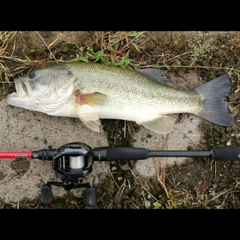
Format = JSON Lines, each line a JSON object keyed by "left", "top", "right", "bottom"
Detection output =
{"left": 136, "top": 68, "right": 173, "bottom": 87}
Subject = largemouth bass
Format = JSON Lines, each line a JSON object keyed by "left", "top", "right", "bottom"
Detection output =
{"left": 5, "top": 62, "right": 234, "bottom": 134}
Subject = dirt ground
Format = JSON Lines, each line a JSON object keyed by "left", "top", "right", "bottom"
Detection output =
{"left": 0, "top": 31, "right": 239, "bottom": 209}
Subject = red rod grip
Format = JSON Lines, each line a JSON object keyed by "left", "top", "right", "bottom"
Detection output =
{"left": 0, "top": 152, "right": 32, "bottom": 159}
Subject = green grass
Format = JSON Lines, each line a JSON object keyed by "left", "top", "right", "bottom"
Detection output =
{"left": 69, "top": 31, "right": 145, "bottom": 68}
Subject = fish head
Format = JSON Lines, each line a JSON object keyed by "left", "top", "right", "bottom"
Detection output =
{"left": 5, "top": 64, "right": 77, "bottom": 112}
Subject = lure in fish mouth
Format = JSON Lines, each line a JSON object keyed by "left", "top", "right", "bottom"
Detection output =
{"left": 5, "top": 62, "right": 234, "bottom": 134}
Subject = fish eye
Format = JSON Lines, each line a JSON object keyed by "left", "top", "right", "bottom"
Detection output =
{"left": 29, "top": 70, "right": 36, "bottom": 79}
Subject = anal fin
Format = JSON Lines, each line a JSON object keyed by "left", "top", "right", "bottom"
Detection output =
{"left": 138, "top": 115, "right": 177, "bottom": 134}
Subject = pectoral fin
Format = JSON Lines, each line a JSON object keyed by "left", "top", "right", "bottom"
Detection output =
{"left": 75, "top": 90, "right": 107, "bottom": 106}
{"left": 138, "top": 115, "right": 177, "bottom": 134}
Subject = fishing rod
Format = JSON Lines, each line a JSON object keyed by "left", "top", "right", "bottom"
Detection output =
{"left": 0, "top": 142, "right": 240, "bottom": 207}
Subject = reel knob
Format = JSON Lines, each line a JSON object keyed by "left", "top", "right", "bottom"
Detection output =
{"left": 41, "top": 184, "right": 53, "bottom": 205}
{"left": 86, "top": 187, "right": 97, "bottom": 207}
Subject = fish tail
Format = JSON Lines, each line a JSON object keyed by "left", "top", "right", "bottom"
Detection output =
{"left": 195, "top": 74, "right": 234, "bottom": 126}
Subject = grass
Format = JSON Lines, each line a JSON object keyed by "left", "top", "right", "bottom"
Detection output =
{"left": 2, "top": 31, "right": 240, "bottom": 80}
{"left": 0, "top": 31, "right": 18, "bottom": 83}
{"left": 69, "top": 31, "right": 145, "bottom": 68}
{"left": 0, "top": 31, "right": 239, "bottom": 209}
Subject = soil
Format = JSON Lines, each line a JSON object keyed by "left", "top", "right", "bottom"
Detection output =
{"left": 0, "top": 31, "right": 239, "bottom": 209}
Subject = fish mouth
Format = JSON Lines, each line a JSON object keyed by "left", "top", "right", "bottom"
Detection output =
{"left": 5, "top": 78, "right": 35, "bottom": 107}
{"left": 9, "top": 78, "right": 33, "bottom": 98}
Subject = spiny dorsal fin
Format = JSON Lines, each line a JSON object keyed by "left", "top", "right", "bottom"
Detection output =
{"left": 136, "top": 68, "right": 173, "bottom": 87}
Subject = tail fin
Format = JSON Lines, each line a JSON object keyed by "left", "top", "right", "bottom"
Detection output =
{"left": 195, "top": 74, "right": 234, "bottom": 126}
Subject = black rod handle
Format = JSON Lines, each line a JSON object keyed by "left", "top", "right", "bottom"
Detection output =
{"left": 93, "top": 146, "right": 240, "bottom": 161}
{"left": 93, "top": 147, "right": 149, "bottom": 161}
{"left": 212, "top": 146, "right": 240, "bottom": 161}
{"left": 93, "top": 148, "right": 211, "bottom": 161}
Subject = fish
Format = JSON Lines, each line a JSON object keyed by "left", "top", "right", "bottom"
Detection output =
{"left": 5, "top": 62, "right": 234, "bottom": 134}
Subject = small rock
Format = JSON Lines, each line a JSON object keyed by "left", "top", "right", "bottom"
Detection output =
{"left": 0, "top": 171, "right": 5, "bottom": 180}
{"left": 120, "top": 164, "right": 129, "bottom": 171}
{"left": 145, "top": 200, "right": 151, "bottom": 209}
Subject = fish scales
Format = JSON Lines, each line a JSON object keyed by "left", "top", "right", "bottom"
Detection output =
{"left": 68, "top": 63, "right": 201, "bottom": 116}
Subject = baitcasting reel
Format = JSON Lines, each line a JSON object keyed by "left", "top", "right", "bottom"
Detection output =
{"left": 33, "top": 142, "right": 97, "bottom": 207}
{"left": 0, "top": 142, "right": 240, "bottom": 207}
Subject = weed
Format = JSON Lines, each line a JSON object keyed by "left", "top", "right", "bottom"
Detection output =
{"left": 70, "top": 31, "right": 145, "bottom": 69}
{"left": 152, "top": 201, "right": 162, "bottom": 209}
{"left": 0, "top": 31, "right": 18, "bottom": 84}
{"left": 187, "top": 34, "right": 215, "bottom": 67}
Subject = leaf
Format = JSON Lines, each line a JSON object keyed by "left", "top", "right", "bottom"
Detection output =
{"left": 153, "top": 201, "right": 162, "bottom": 208}
{"left": 131, "top": 42, "right": 141, "bottom": 53}
{"left": 79, "top": 56, "right": 89, "bottom": 63}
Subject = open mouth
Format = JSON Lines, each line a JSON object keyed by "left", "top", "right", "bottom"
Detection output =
{"left": 5, "top": 78, "right": 36, "bottom": 108}
{"left": 11, "top": 78, "right": 33, "bottom": 98}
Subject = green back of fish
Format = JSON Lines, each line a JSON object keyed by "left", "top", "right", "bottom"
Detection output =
{"left": 66, "top": 62, "right": 200, "bottom": 113}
